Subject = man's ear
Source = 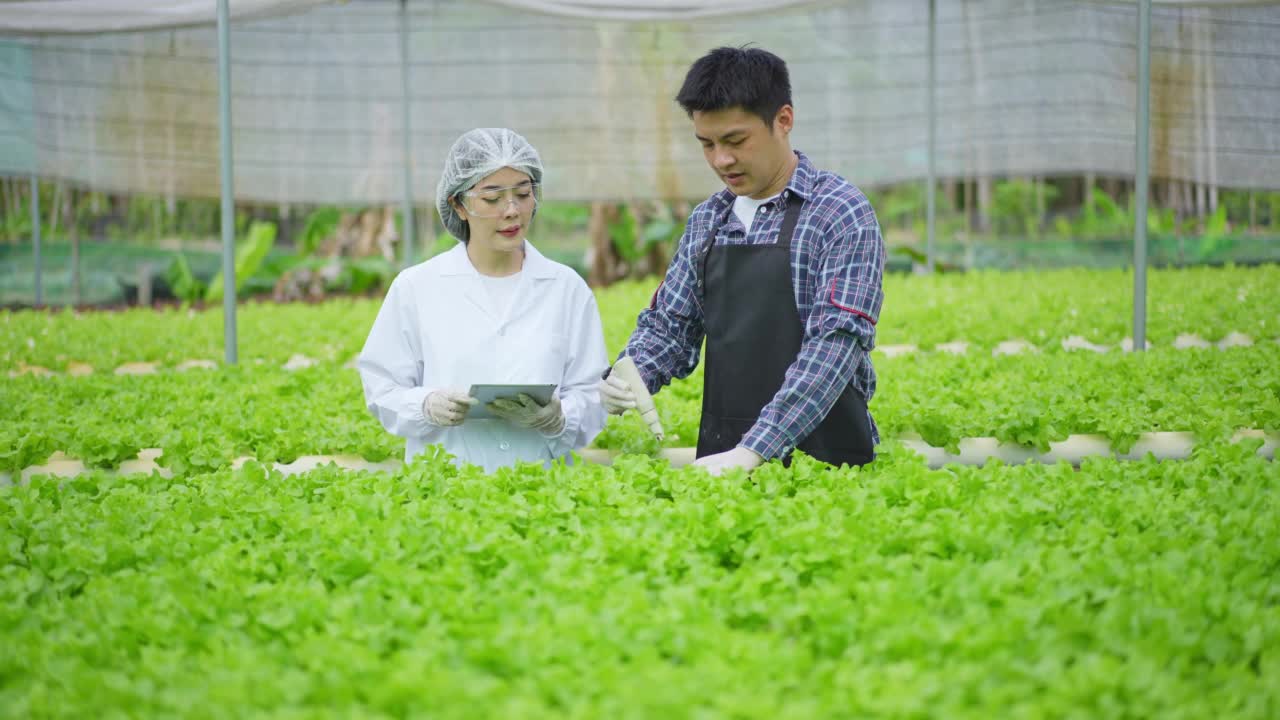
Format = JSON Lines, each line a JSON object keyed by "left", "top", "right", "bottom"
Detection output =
{"left": 773, "top": 105, "right": 794, "bottom": 136}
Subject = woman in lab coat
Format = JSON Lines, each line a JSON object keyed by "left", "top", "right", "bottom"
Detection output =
{"left": 357, "top": 128, "right": 609, "bottom": 473}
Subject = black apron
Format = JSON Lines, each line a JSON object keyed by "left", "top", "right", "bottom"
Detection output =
{"left": 696, "top": 193, "right": 875, "bottom": 468}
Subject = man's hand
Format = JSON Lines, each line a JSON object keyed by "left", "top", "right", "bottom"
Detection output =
{"left": 692, "top": 446, "right": 764, "bottom": 476}
{"left": 488, "top": 393, "right": 566, "bottom": 436}
{"left": 597, "top": 373, "right": 636, "bottom": 415}
{"left": 423, "top": 390, "right": 478, "bottom": 427}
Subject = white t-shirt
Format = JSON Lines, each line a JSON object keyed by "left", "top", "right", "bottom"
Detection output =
{"left": 732, "top": 192, "right": 781, "bottom": 235}
{"left": 479, "top": 271, "right": 522, "bottom": 319}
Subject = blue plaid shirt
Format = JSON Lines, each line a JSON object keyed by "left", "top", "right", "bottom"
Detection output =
{"left": 624, "top": 151, "right": 884, "bottom": 460}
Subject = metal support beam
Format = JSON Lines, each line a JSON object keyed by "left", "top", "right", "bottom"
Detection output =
{"left": 217, "top": 0, "right": 238, "bottom": 363}
{"left": 398, "top": 0, "right": 417, "bottom": 269}
{"left": 926, "top": 0, "right": 937, "bottom": 273}
{"left": 1132, "top": 0, "right": 1151, "bottom": 352}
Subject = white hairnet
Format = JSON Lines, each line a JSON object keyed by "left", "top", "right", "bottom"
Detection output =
{"left": 436, "top": 128, "right": 544, "bottom": 243}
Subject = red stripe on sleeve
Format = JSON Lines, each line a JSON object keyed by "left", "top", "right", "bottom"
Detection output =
{"left": 829, "top": 278, "right": 877, "bottom": 325}
{"left": 649, "top": 281, "right": 663, "bottom": 310}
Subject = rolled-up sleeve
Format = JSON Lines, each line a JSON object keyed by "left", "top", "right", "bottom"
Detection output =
{"left": 623, "top": 217, "right": 708, "bottom": 394}
{"left": 740, "top": 220, "right": 884, "bottom": 459}
{"left": 811, "top": 222, "right": 884, "bottom": 350}
{"left": 356, "top": 277, "right": 433, "bottom": 440}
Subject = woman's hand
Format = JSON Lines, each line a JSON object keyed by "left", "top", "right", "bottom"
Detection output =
{"left": 488, "top": 393, "right": 565, "bottom": 436}
{"left": 423, "top": 390, "right": 478, "bottom": 426}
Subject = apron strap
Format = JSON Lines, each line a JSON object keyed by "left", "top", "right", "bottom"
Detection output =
{"left": 776, "top": 192, "right": 804, "bottom": 249}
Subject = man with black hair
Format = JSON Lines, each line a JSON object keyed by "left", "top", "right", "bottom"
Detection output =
{"left": 598, "top": 45, "right": 884, "bottom": 476}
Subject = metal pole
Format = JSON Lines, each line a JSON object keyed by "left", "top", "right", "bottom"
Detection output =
{"left": 217, "top": 0, "right": 237, "bottom": 364}
{"left": 1132, "top": 0, "right": 1151, "bottom": 352}
{"left": 398, "top": 0, "right": 417, "bottom": 269}
{"left": 926, "top": 0, "right": 937, "bottom": 273}
{"left": 30, "top": 175, "right": 42, "bottom": 307}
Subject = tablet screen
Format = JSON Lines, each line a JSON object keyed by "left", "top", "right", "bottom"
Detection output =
{"left": 466, "top": 383, "right": 558, "bottom": 419}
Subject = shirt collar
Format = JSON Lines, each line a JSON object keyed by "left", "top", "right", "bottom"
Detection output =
{"left": 708, "top": 150, "right": 815, "bottom": 210}
{"left": 437, "top": 240, "right": 556, "bottom": 279}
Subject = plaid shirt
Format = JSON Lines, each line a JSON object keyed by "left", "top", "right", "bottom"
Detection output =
{"left": 624, "top": 151, "right": 884, "bottom": 459}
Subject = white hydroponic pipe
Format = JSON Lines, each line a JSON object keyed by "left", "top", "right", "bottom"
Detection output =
{"left": 893, "top": 430, "right": 1277, "bottom": 467}
{"left": 4, "top": 432, "right": 1274, "bottom": 486}
{"left": 578, "top": 431, "right": 1277, "bottom": 468}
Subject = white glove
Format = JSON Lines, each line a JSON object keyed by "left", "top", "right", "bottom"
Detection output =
{"left": 488, "top": 393, "right": 566, "bottom": 436}
{"left": 597, "top": 373, "right": 636, "bottom": 415}
{"left": 692, "top": 446, "right": 764, "bottom": 477}
{"left": 422, "top": 390, "right": 478, "bottom": 427}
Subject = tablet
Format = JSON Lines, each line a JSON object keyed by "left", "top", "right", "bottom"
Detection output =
{"left": 466, "top": 383, "right": 558, "bottom": 419}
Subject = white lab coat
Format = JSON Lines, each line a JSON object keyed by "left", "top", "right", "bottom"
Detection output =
{"left": 356, "top": 241, "right": 609, "bottom": 473}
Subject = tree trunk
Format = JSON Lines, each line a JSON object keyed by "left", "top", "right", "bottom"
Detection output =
{"left": 644, "top": 237, "right": 667, "bottom": 280}
{"left": 1, "top": 178, "right": 12, "bottom": 240}
{"left": 422, "top": 200, "right": 436, "bottom": 250}
{"left": 1181, "top": 181, "right": 1194, "bottom": 232}
{"left": 587, "top": 201, "right": 620, "bottom": 288}
{"left": 66, "top": 187, "right": 80, "bottom": 306}
{"left": 977, "top": 176, "right": 992, "bottom": 233}
{"left": 967, "top": 177, "right": 977, "bottom": 233}
{"left": 49, "top": 182, "right": 63, "bottom": 241}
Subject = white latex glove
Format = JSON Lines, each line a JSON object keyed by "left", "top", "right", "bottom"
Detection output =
{"left": 692, "top": 446, "right": 764, "bottom": 477}
{"left": 488, "top": 393, "right": 566, "bottom": 436}
{"left": 597, "top": 373, "right": 636, "bottom": 415}
{"left": 422, "top": 390, "right": 478, "bottom": 427}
